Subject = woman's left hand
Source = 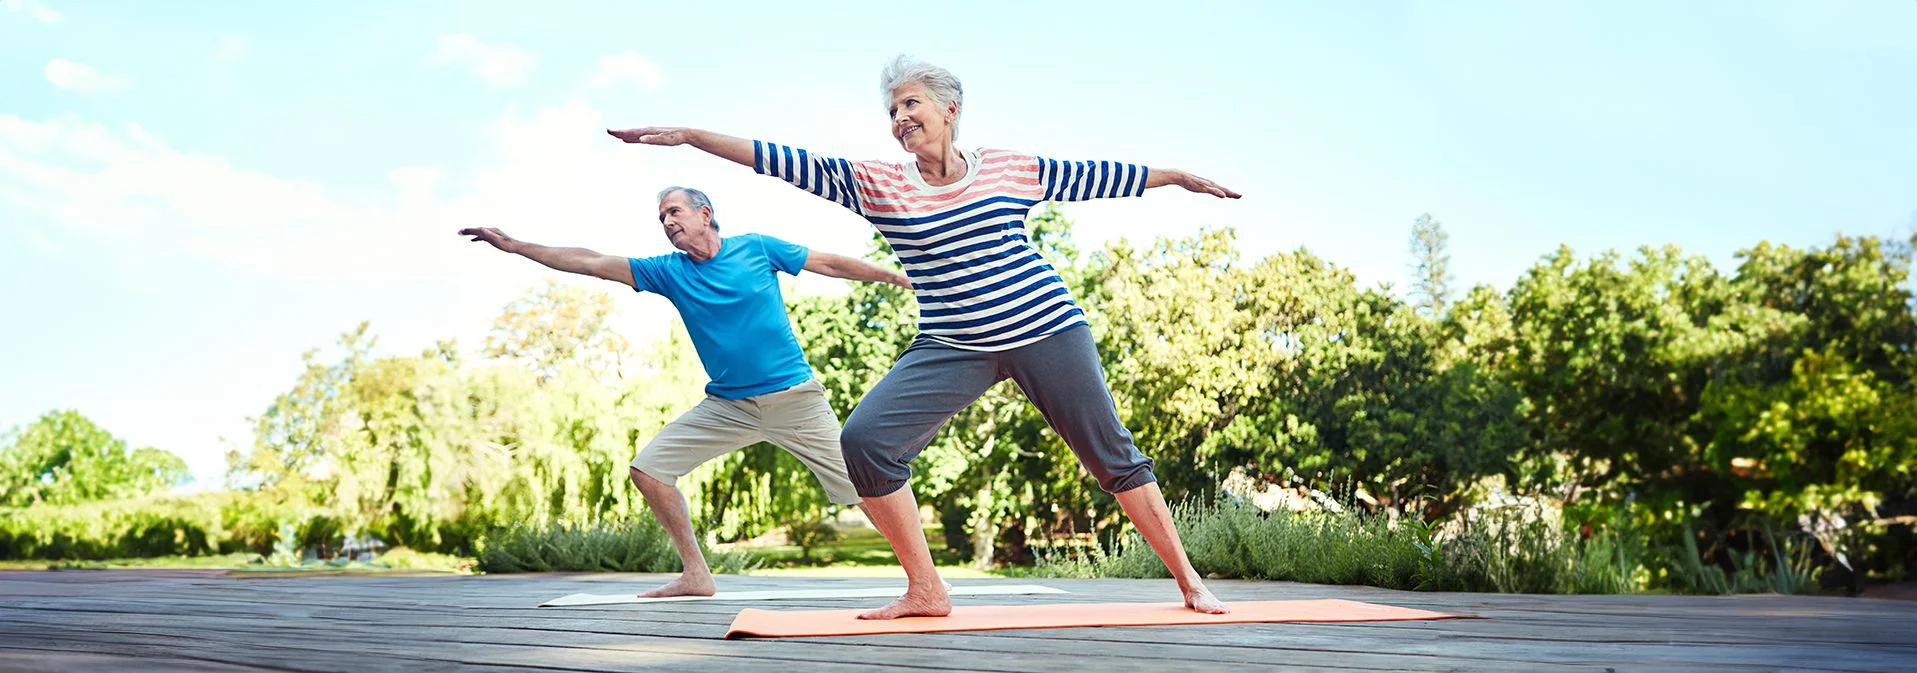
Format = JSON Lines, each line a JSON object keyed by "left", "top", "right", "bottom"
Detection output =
{"left": 1177, "top": 170, "right": 1242, "bottom": 199}
{"left": 607, "top": 127, "right": 696, "bottom": 146}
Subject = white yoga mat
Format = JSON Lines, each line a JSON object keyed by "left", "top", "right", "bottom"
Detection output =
{"left": 539, "top": 583, "right": 1069, "bottom": 607}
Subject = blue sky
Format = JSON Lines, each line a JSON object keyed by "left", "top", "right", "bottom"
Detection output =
{"left": 4, "top": 0, "right": 1914, "bottom": 490}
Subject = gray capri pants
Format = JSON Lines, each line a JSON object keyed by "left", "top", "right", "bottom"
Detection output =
{"left": 839, "top": 324, "right": 1157, "bottom": 498}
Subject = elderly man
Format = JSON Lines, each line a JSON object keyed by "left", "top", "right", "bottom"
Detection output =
{"left": 459, "top": 186, "right": 910, "bottom": 597}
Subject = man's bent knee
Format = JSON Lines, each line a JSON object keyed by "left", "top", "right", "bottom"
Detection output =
{"left": 629, "top": 466, "right": 676, "bottom": 492}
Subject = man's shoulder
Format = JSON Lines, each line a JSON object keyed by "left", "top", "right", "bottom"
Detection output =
{"left": 726, "top": 232, "right": 804, "bottom": 252}
{"left": 630, "top": 249, "right": 688, "bottom": 266}
{"left": 627, "top": 250, "right": 692, "bottom": 281}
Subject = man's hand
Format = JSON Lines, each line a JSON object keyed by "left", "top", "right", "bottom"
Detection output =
{"left": 805, "top": 250, "right": 915, "bottom": 289}
{"left": 460, "top": 227, "right": 519, "bottom": 252}
{"left": 606, "top": 127, "right": 696, "bottom": 146}
{"left": 457, "top": 228, "right": 634, "bottom": 288}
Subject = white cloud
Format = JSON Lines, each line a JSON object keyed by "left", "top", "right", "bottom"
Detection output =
{"left": 431, "top": 34, "right": 537, "bottom": 87}
{"left": 0, "top": 94, "right": 1141, "bottom": 493}
{"left": 44, "top": 58, "right": 128, "bottom": 93}
{"left": 0, "top": 102, "right": 694, "bottom": 491}
{"left": 2, "top": 0, "right": 61, "bottom": 23}
{"left": 0, "top": 95, "right": 885, "bottom": 318}
{"left": 0, "top": 99, "right": 692, "bottom": 303}
{"left": 217, "top": 36, "right": 250, "bottom": 63}
{"left": 0, "top": 114, "right": 348, "bottom": 271}
{"left": 589, "top": 51, "right": 668, "bottom": 93}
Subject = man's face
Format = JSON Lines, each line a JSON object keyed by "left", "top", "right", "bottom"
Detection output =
{"left": 657, "top": 191, "right": 712, "bottom": 250}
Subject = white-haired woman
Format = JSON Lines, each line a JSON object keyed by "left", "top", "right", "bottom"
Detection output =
{"left": 609, "top": 55, "right": 1238, "bottom": 619}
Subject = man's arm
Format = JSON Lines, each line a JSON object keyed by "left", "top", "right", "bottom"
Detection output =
{"left": 802, "top": 250, "right": 912, "bottom": 289}
{"left": 459, "top": 227, "right": 635, "bottom": 288}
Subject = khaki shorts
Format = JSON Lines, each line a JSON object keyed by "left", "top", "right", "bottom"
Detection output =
{"left": 630, "top": 378, "right": 860, "bottom": 505}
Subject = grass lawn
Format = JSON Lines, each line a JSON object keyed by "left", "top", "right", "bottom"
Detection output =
{"left": 0, "top": 553, "right": 260, "bottom": 571}
{"left": 747, "top": 564, "right": 1004, "bottom": 579}
{"left": 0, "top": 550, "right": 476, "bottom": 574}
{"left": 0, "top": 526, "right": 1001, "bottom": 577}
{"left": 718, "top": 525, "right": 1005, "bottom": 577}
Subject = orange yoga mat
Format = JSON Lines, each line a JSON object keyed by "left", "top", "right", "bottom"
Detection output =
{"left": 724, "top": 598, "right": 1471, "bottom": 639}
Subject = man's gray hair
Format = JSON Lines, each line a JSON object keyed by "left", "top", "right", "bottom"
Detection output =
{"left": 879, "top": 54, "right": 963, "bottom": 142}
{"left": 656, "top": 186, "right": 718, "bottom": 231}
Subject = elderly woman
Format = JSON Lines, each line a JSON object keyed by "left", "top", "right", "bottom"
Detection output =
{"left": 608, "top": 54, "right": 1240, "bottom": 619}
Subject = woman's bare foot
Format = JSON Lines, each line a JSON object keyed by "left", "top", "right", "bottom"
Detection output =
{"left": 858, "top": 584, "right": 951, "bottom": 620}
{"left": 1184, "top": 584, "right": 1229, "bottom": 614}
{"left": 639, "top": 571, "right": 716, "bottom": 598}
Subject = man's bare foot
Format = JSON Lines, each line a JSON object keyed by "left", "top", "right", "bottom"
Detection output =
{"left": 858, "top": 584, "right": 951, "bottom": 620}
{"left": 1184, "top": 585, "right": 1229, "bottom": 614}
{"left": 639, "top": 572, "right": 716, "bottom": 598}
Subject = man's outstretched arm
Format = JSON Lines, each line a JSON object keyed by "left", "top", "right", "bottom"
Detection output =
{"left": 803, "top": 250, "right": 911, "bottom": 289}
{"left": 459, "top": 227, "right": 635, "bottom": 287}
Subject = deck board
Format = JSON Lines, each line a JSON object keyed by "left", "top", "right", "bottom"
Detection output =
{"left": 1, "top": 569, "right": 1911, "bottom": 672}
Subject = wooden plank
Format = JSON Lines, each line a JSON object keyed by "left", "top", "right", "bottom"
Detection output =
{"left": 1, "top": 607, "right": 1411, "bottom": 672}
{"left": 0, "top": 601, "right": 1606, "bottom": 673}
{"left": 4, "top": 621, "right": 1248, "bottom": 673}
{"left": 9, "top": 601, "right": 1882, "bottom": 673}
{"left": 4, "top": 570, "right": 1914, "bottom": 673}
{"left": 18, "top": 586, "right": 1917, "bottom": 667}
{"left": 12, "top": 586, "right": 1911, "bottom": 655}
{"left": 0, "top": 648, "right": 292, "bottom": 673}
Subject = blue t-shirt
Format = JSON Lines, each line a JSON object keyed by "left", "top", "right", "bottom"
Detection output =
{"left": 627, "top": 234, "right": 814, "bottom": 400}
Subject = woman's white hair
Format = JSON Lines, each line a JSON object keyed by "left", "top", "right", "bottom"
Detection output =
{"left": 879, "top": 54, "right": 964, "bottom": 141}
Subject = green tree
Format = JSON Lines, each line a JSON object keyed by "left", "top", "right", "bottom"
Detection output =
{"left": 485, "top": 279, "right": 632, "bottom": 383}
{"left": 229, "top": 300, "right": 700, "bottom": 552}
{"left": 1409, "top": 213, "right": 1454, "bottom": 319}
{"left": 1203, "top": 250, "right": 1520, "bottom": 518}
{"left": 1499, "top": 235, "right": 1916, "bottom": 582}
{"left": 0, "top": 410, "right": 187, "bottom": 506}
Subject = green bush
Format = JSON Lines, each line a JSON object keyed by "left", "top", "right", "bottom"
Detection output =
{"left": 1034, "top": 497, "right": 1422, "bottom": 587}
{"left": 1032, "top": 496, "right": 1817, "bottom": 595}
{"left": 475, "top": 518, "right": 759, "bottom": 574}
{"left": 0, "top": 493, "right": 326, "bottom": 561}
{"left": 785, "top": 517, "right": 841, "bottom": 561}
{"left": 1435, "top": 504, "right": 1645, "bottom": 594}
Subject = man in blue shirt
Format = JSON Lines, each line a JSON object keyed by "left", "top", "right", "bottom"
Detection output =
{"left": 460, "top": 186, "right": 908, "bottom": 597}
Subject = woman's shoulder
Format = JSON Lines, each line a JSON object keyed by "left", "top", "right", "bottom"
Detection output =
{"left": 850, "top": 156, "right": 908, "bottom": 177}
{"left": 973, "top": 147, "right": 1036, "bottom": 160}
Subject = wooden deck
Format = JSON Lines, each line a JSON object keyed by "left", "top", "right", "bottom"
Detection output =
{"left": 2, "top": 569, "right": 1913, "bottom": 672}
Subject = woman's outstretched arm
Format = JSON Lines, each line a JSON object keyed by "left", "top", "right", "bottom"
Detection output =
{"left": 606, "top": 127, "right": 754, "bottom": 167}
{"left": 608, "top": 127, "right": 869, "bottom": 215}
{"left": 1145, "top": 167, "right": 1242, "bottom": 199}
{"left": 1037, "top": 156, "right": 1241, "bottom": 202}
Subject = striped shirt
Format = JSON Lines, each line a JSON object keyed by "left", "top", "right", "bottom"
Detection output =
{"left": 753, "top": 140, "right": 1150, "bottom": 351}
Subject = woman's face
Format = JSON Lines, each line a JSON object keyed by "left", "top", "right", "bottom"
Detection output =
{"left": 889, "top": 82, "right": 955, "bottom": 154}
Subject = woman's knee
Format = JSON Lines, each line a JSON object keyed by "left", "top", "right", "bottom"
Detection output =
{"left": 1099, "top": 461, "right": 1158, "bottom": 494}
{"left": 838, "top": 412, "right": 901, "bottom": 496}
